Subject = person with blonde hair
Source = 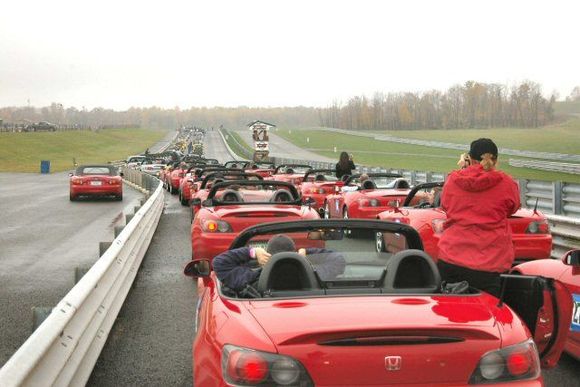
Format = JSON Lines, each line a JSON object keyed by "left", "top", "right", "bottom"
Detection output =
{"left": 438, "top": 138, "right": 520, "bottom": 297}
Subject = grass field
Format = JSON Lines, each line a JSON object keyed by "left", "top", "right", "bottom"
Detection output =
{"left": 222, "top": 129, "right": 253, "bottom": 159}
{"left": 0, "top": 128, "right": 168, "bottom": 173}
{"left": 274, "top": 126, "right": 580, "bottom": 183}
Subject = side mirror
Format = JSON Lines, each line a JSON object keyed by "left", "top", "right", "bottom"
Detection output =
{"left": 563, "top": 250, "right": 580, "bottom": 266}
{"left": 202, "top": 199, "right": 213, "bottom": 207}
{"left": 120, "top": 172, "right": 124, "bottom": 177}
{"left": 68, "top": 172, "right": 74, "bottom": 177}
{"left": 191, "top": 198, "right": 201, "bottom": 206}
{"left": 184, "top": 260, "right": 211, "bottom": 277}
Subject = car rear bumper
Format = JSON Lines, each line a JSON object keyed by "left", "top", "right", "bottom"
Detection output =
{"left": 512, "top": 234, "right": 552, "bottom": 261}
{"left": 192, "top": 233, "right": 234, "bottom": 261}
{"left": 70, "top": 185, "right": 122, "bottom": 196}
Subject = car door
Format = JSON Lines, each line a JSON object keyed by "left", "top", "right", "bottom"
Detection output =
{"left": 500, "top": 274, "right": 573, "bottom": 368}
{"left": 557, "top": 254, "right": 580, "bottom": 359}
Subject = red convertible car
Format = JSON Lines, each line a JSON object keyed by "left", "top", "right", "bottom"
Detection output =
{"left": 224, "top": 160, "right": 251, "bottom": 169}
{"left": 191, "top": 180, "right": 320, "bottom": 262}
{"left": 69, "top": 165, "right": 123, "bottom": 201}
{"left": 513, "top": 249, "right": 580, "bottom": 361}
{"left": 299, "top": 169, "right": 344, "bottom": 215}
{"left": 184, "top": 219, "right": 572, "bottom": 386}
{"left": 245, "top": 162, "right": 276, "bottom": 178}
{"left": 376, "top": 182, "right": 553, "bottom": 264}
{"left": 324, "top": 173, "right": 413, "bottom": 220}
{"left": 267, "top": 164, "right": 313, "bottom": 186}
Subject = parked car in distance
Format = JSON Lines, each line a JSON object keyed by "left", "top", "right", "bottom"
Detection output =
{"left": 512, "top": 249, "right": 580, "bottom": 361}
{"left": 24, "top": 121, "right": 57, "bottom": 132}
{"left": 126, "top": 155, "right": 147, "bottom": 169}
{"left": 69, "top": 165, "right": 123, "bottom": 201}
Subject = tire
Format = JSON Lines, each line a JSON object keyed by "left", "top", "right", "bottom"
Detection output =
{"left": 116, "top": 194, "right": 123, "bottom": 201}
{"left": 69, "top": 193, "right": 76, "bottom": 201}
{"left": 180, "top": 192, "right": 188, "bottom": 206}
{"left": 190, "top": 207, "right": 195, "bottom": 223}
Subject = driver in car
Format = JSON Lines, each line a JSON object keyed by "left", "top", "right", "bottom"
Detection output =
{"left": 212, "top": 234, "right": 346, "bottom": 293}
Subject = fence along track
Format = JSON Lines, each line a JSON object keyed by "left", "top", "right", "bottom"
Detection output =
{"left": 0, "top": 172, "right": 163, "bottom": 387}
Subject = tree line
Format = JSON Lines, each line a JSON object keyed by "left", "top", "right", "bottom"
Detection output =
{"left": 0, "top": 81, "right": 569, "bottom": 131}
{"left": 320, "top": 81, "right": 557, "bottom": 130}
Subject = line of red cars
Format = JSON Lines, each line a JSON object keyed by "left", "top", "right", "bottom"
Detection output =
{"left": 177, "top": 158, "right": 579, "bottom": 386}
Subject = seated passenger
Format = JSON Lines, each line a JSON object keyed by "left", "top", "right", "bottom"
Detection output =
{"left": 341, "top": 174, "right": 369, "bottom": 192}
{"left": 212, "top": 234, "right": 345, "bottom": 292}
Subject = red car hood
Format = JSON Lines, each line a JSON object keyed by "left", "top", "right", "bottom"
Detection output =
{"left": 247, "top": 296, "right": 502, "bottom": 385}
{"left": 211, "top": 204, "right": 307, "bottom": 218}
{"left": 360, "top": 189, "right": 409, "bottom": 198}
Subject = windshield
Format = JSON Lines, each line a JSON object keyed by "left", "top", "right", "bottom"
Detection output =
{"left": 239, "top": 224, "right": 412, "bottom": 289}
{"left": 76, "top": 166, "right": 117, "bottom": 175}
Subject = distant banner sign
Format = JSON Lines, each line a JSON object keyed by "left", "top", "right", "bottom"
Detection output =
{"left": 572, "top": 294, "right": 580, "bottom": 332}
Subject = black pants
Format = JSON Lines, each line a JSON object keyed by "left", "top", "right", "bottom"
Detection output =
{"left": 437, "top": 260, "right": 502, "bottom": 298}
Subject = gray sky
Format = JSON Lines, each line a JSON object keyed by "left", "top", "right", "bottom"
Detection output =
{"left": 1, "top": 0, "right": 578, "bottom": 109}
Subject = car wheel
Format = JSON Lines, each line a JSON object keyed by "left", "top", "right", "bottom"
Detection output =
{"left": 375, "top": 231, "right": 386, "bottom": 253}
{"left": 70, "top": 193, "right": 76, "bottom": 201}
{"left": 116, "top": 194, "right": 123, "bottom": 201}
{"left": 180, "top": 192, "right": 188, "bottom": 206}
{"left": 190, "top": 207, "right": 195, "bottom": 223}
{"left": 324, "top": 201, "right": 330, "bottom": 219}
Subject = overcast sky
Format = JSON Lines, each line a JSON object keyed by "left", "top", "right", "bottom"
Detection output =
{"left": 1, "top": 0, "right": 578, "bottom": 110}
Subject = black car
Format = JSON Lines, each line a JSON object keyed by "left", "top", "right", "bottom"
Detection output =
{"left": 24, "top": 121, "right": 57, "bottom": 132}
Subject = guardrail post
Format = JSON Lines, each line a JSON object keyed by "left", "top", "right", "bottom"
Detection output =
{"left": 410, "top": 171, "right": 417, "bottom": 185}
{"left": 425, "top": 171, "right": 432, "bottom": 183}
{"left": 518, "top": 179, "right": 527, "bottom": 208}
{"left": 553, "top": 181, "right": 563, "bottom": 215}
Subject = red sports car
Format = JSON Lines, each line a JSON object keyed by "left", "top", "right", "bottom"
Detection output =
{"left": 245, "top": 162, "right": 276, "bottom": 178}
{"left": 300, "top": 169, "right": 344, "bottom": 216}
{"left": 69, "top": 165, "right": 123, "bottom": 201}
{"left": 267, "top": 164, "right": 313, "bottom": 186}
{"left": 189, "top": 172, "right": 264, "bottom": 221}
{"left": 168, "top": 163, "right": 189, "bottom": 195}
{"left": 324, "top": 173, "right": 412, "bottom": 220}
{"left": 184, "top": 219, "right": 572, "bottom": 386}
{"left": 224, "top": 160, "right": 251, "bottom": 169}
{"left": 512, "top": 249, "right": 580, "bottom": 361}
{"left": 191, "top": 180, "right": 320, "bottom": 262}
{"left": 376, "top": 182, "right": 552, "bottom": 264}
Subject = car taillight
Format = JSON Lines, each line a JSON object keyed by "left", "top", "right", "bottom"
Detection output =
{"left": 387, "top": 199, "right": 401, "bottom": 207}
{"left": 222, "top": 345, "right": 313, "bottom": 386}
{"left": 201, "top": 219, "right": 232, "bottom": 233}
{"left": 359, "top": 198, "right": 380, "bottom": 207}
{"left": 308, "top": 188, "right": 325, "bottom": 194}
{"left": 526, "top": 219, "right": 550, "bottom": 234}
{"left": 72, "top": 178, "right": 83, "bottom": 185}
{"left": 108, "top": 179, "right": 120, "bottom": 184}
{"left": 469, "top": 339, "right": 540, "bottom": 384}
{"left": 432, "top": 218, "right": 446, "bottom": 234}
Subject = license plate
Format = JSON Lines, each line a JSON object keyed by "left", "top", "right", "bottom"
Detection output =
{"left": 90, "top": 181, "right": 102, "bottom": 186}
{"left": 248, "top": 241, "right": 268, "bottom": 250}
{"left": 572, "top": 294, "right": 580, "bottom": 332}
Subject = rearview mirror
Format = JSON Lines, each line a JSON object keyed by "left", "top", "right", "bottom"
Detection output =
{"left": 184, "top": 260, "right": 211, "bottom": 277}
{"left": 564, "top": 250, "right": 580, "bottom": 266}
{"left": 68, "top": 172, "right": 74, "bottom": 177}
{"left": 307, "top": 229, "right": 344, "bottom": 241}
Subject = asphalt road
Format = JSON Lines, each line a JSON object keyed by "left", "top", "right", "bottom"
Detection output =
{"left": 0, "top": 172, "right": 144, "bottom": 367}
{"left": 235, "top": 128, "right": 335, "bottom": 162}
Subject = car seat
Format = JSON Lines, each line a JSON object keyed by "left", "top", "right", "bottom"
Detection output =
{"left": 362, "top": 180, "right": 377, "bottom": 190}
{"left": 315, "top": 174, "right": 326, "bottom": 182}
{"left": 285, "top": 168, "right": 295, "bottom": 174}
{"left": 257, "top": 252, "right": 321, "bottom": 296}
{"left": 394, "top": 179, "right": 410, "bottom": 189}
{"left": 271, "top": 189, "right": 293, "bottom": 203}
{"left": 383, "top": 250, "right": 441, "bottom": 293}
{"left": 221, "top": 189, "right": 243, "bottom": 203}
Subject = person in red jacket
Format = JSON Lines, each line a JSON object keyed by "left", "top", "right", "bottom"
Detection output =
{"left": 438, "top": 138, "right": 520, "bottom": 297}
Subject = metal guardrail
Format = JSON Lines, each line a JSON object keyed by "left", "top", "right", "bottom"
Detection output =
{"left": 510, "top": 158, "right": 580, "bottom": 175}
{"left": 547, "top": 215, "right": 580, "bottom": 258}
{"left": 321, "top": 127, "right": 580, "bottom": 162}
{"left": 0, "top": 171, "right": 164, "bottom": 387}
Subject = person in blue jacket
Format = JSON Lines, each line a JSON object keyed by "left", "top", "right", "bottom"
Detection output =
{"left": 212, "top": 234, "right": 346, "bottom": 292}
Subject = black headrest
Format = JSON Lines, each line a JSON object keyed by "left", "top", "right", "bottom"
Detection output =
{"left": 221, "top": 189, "right": 243, "bottom": 203}
{"left": 315, "top": 174, "right": 326, "bottom": 182}
{"left": 362, "top": 180, "right": 376, "bottom": 190}
{"left": 271, "top": 189, "right": 293, "bottom": 203}
{"left": 285, "top": 168, "right": 295, "bottom": 174}
{"left": 395, "top": 179, "right": 410, "bottom": 189}
{"left": 383, "top": 250, "right": 441, "bottom": 293}
{"left": 257, "top": 252, "right": 319, "bottom": 293}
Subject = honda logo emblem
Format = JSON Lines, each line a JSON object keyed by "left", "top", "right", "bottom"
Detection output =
{"left": 385, "top": 356, "right": 402, "bottom": 371}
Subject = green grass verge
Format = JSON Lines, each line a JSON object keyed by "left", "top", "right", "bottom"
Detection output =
{"left": 0, "top": 128, "right": 168, "bottom": 173}
{"left": 358, "top": 119, "right": 580, "bottom": 155}
{"left": 222, "top": 129, "right": 253, "bottom": 159}
{"left": 275, "top": 127, "right": 580, "bottom": 183}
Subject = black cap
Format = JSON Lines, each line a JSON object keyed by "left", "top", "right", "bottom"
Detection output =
{"left": 266, "top": 234, "right": 296, "bottom": 255}
{"left": 469, "top": 138, "right": 498, "bottom": 161}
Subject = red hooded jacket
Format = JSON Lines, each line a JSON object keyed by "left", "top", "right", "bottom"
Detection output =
{"left": 438, "top": 164, "right": 520, "bottom": 273}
